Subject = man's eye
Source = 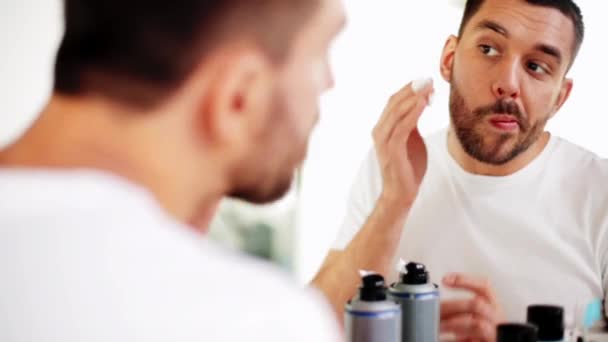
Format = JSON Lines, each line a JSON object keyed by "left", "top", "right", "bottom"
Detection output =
{"left": 479, "top": 44, "right": 499, "bottom": 57}
{"left": 527, "top": 62, "right": 548, "bottom": 75}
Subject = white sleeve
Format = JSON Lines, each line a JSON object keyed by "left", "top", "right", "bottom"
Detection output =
{"left": 170, "top": 243, "right": 343, "bottom": 342}
{"left": 232, "top": 261, "right": 342, "bottom": 342}
{"left": 331, "top": 148, "right": 383, "bottom": 250}
{"left": 288, "top": 287, "right": 343, "bottom": 342}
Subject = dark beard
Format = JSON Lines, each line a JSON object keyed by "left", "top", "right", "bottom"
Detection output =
{"left": 449, "top": 82, "right": 547, "bottom": 165}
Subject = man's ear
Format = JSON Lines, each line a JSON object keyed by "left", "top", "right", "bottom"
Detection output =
{"left": 440, "top": 35, "right": 459, "bottom": 83}
{"left": 193, "top": 45, "right": 275, "bottom": 147}
{"left": 549, "top": 78, "right": 573, "bottom": 119}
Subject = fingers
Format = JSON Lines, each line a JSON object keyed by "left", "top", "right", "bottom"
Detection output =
{"left": 441, "top": 299, "right": 497, "bottom": 323}
{"left": 441, "top": 273, "right": 503, "bottom": 342}
{"left": 440, "top": 313, "right": 496, "bottom": 341}
{"left": 443, "top": 273, "right": 497, "bottom": 304}
{"left": 385, "top": 96, "right": 426, "bottom": 144}
{"left": 373, "top": 78, "right": 434, "bottom": 145}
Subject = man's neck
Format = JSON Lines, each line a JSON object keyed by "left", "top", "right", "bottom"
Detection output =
{"left": 446, "top": 125, "right": 551, "bottom": 176}
{"left": 0, "top": 95, "right": 225, "bottom": 231}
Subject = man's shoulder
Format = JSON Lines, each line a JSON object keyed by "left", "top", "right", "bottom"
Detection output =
{"left": 548, "top": 136, "right": 608, "bottom": 227}
{"left": 190, "top": 243, "right": 340, "bottom": 340}
{"left": 176, "top": 237, "right": 332, "bottom": 308}
{"left": 550, "top": 135, "right": 608, "bottom": 177}
{"left": 197, "top": 239, "right": 298, "bottom": 289}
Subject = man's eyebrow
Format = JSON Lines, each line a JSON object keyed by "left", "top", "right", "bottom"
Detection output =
{"left": 534, "top": 43, "right": 563, "bottom": 64}
{"left": 476, "top": 20, "right": 509, "bottom": 37}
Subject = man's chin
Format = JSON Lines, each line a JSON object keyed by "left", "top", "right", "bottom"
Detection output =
{"left": 470, "top": 144, "right": 521, "bottom": 165}
{"left": 229, "top": 177, "right": 294, "bottom": 205}
{"left": 475, "top": 154, "right": 514, "bottom": 166}
{"left": 460, "top": 133, "right": 519, "bottom": 165}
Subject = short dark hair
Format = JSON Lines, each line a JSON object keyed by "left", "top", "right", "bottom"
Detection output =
{"left": 458, "top": 0, "right": 584, "bottom": 62}
{"left": 53, "top": 0, "right": 319, "bottom": 109}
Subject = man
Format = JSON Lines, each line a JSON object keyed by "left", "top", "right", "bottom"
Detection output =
{"left": 313, "top": 0, "right": 608, "bottom": 340}
{"left": 0, "top": 0, "right": 345, "bottom": 341}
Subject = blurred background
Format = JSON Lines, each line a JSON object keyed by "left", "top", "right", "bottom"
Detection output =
{"left": 1, "top": 0, "right": 606, "bottom": 284}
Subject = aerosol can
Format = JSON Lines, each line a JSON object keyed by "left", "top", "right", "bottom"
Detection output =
{"left": 388, "top": 262, "right": 440, "bottom": 342}
{"left": 345, "top": 273, "right": 401, "bottom": 342}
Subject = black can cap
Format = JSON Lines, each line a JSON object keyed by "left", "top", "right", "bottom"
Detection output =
{"left": 359, "top": 274, "right": 387, "bottom": 302}
{"left": 400, "top": 262, "right": 428, "bottom": 285}
{"left": 527, "top": 305, "right": 564, "bottom": 340}
{"left": 497, "top": 323, "right": 538, "bottom": 342}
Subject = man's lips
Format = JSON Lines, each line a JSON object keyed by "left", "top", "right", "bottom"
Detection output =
{"left": 488, "top": 114, "right": 520, "bottom": 131}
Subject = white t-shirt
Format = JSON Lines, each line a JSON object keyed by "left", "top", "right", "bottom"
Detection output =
{"left": 333, "top": 128, "right": 608, "bottom": 323}
{"left": 0, "top": 169, "right": 340, "bottom": 342}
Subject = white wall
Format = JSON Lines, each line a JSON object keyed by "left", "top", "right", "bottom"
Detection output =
{"left": 0, "top": 0, "right": 62, "bottom": 147}
{"left": 0, "top": 1, "right": 606, "bottom": 284}
{"left": 296, "top": 0, "right": 608, "bottom": 282}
